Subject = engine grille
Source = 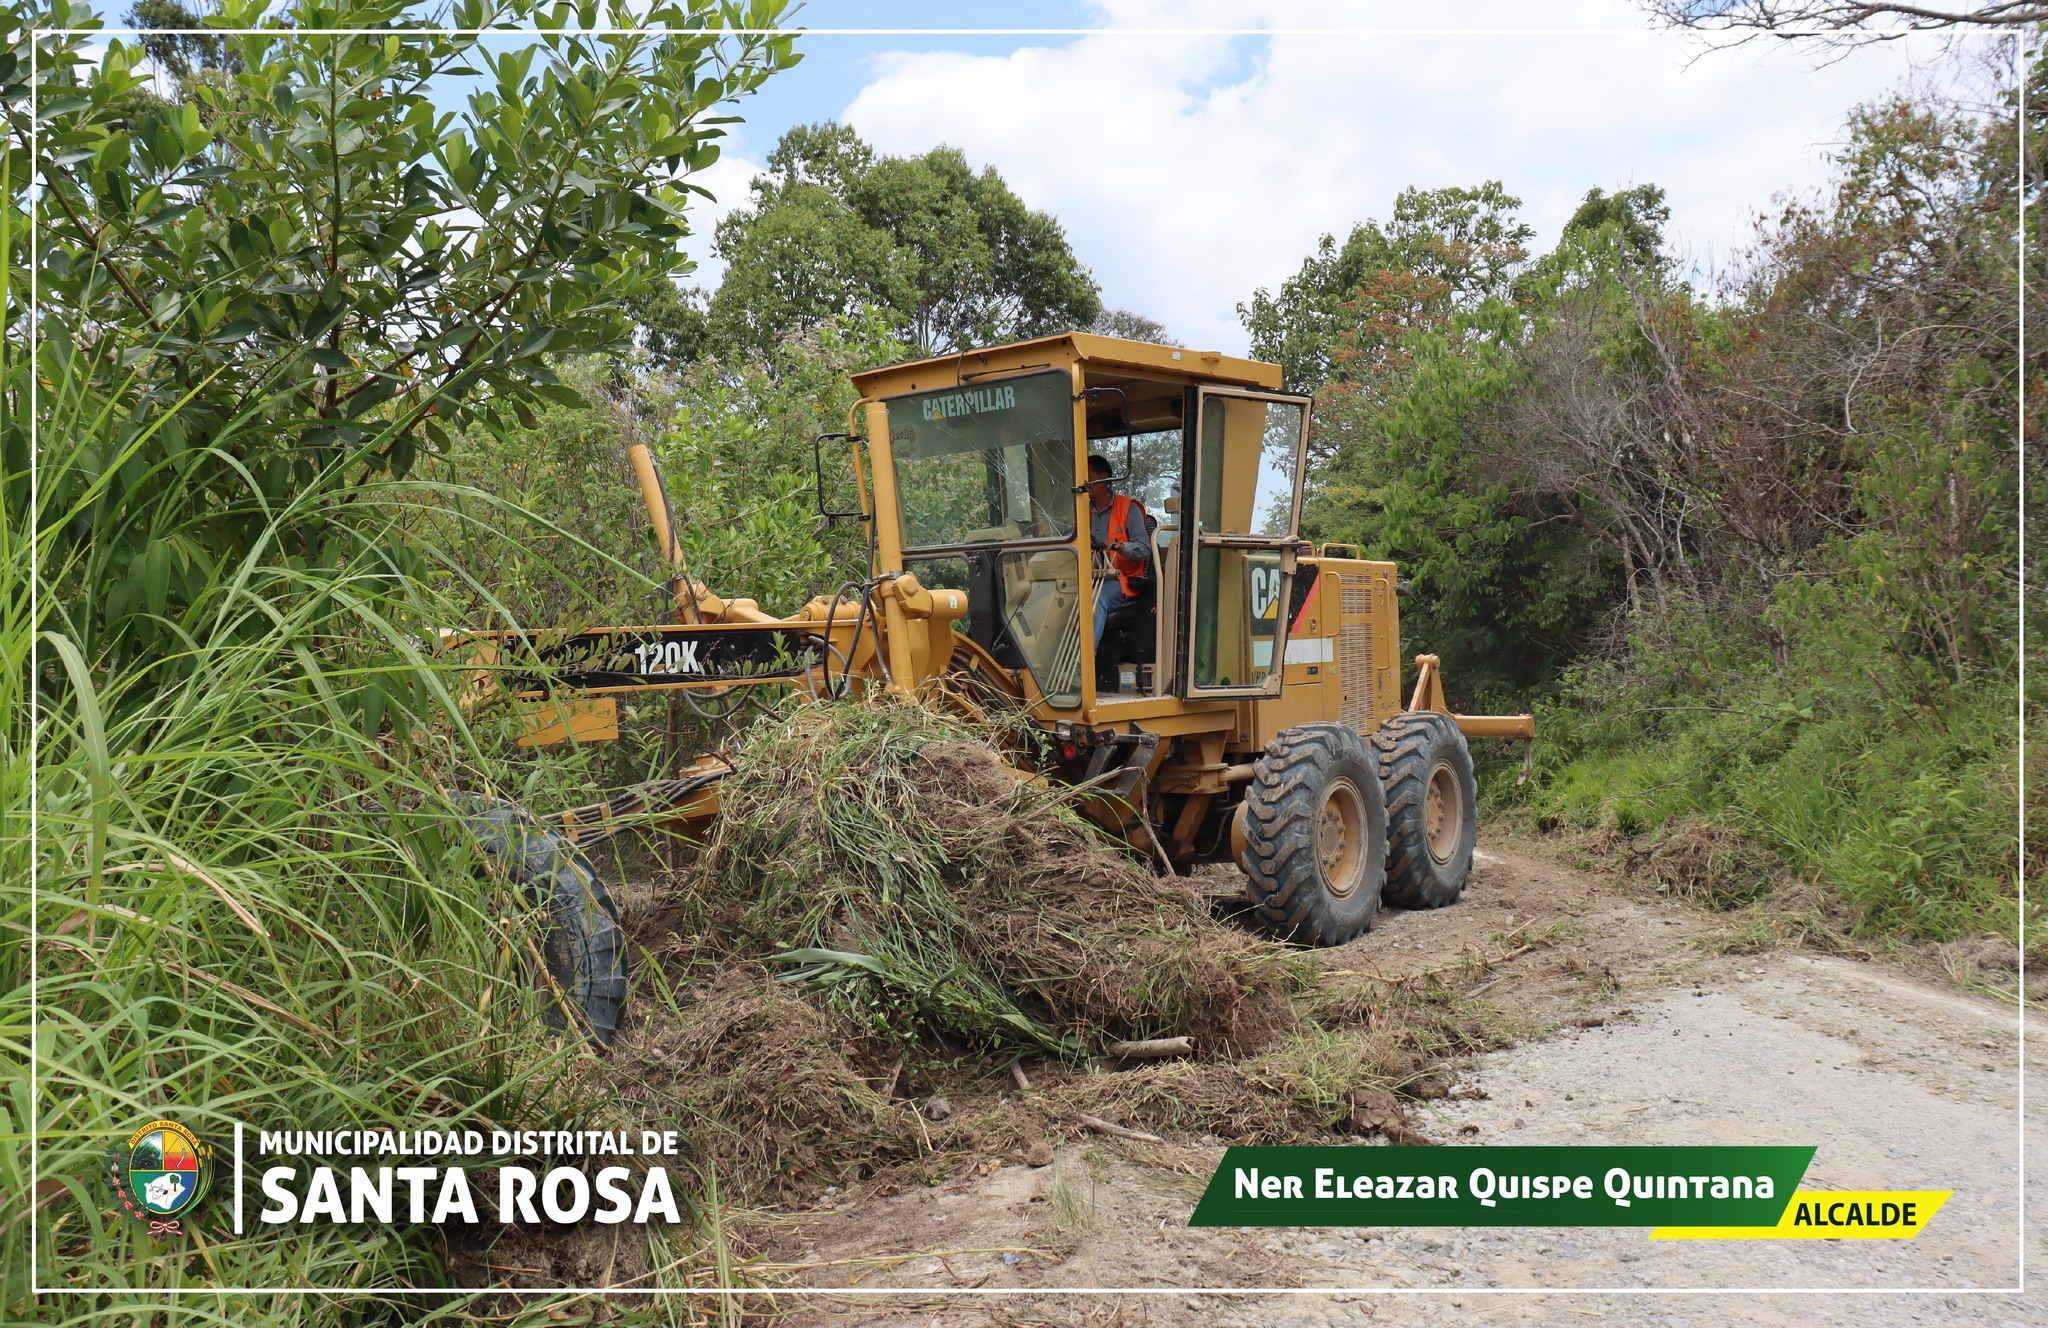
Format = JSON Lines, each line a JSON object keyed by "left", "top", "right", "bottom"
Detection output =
{"left": 1339, "top": 624, "right": 1371, "bottom": 729}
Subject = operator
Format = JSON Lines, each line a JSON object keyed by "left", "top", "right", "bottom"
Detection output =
{"left": 1086, "top": 454, "right": 1157, "bottom": 645}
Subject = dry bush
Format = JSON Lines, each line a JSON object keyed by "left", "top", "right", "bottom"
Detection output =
{"left": 1924, "top": 933, "right": 2029, "bottom": 999}
{"left": 1629, "top": 821, "right": 1786, "bottom": 910}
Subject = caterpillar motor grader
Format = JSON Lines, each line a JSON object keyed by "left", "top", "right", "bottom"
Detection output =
{"left": 459, "top": 333, "right": 1534, "bottom": 1043}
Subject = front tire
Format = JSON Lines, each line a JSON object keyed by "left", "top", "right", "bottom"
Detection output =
{"left": 461, "top": 800, "right": 630, "bottom": 1047}
{"left": 1373, "top": 711, "right": 1478, "bottom": 910}
{"left": 1237, "top": 723, "right": 1387, "bottom": 946}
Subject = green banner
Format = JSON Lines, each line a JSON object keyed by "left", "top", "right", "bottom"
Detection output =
{"left": 1189, "top": 1145, "right": 1815, "bottom": 1228}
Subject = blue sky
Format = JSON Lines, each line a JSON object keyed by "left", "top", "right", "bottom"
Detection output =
{"left": 670, "top": 1, "right": 1975, "bottom": 354}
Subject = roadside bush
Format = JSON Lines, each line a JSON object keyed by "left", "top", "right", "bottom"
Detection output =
{"left": 1504, "top": 582, "right": 2018, "bottom": 941}
{"left": 6, "top": 367, "right": 617, "bottom": 1308}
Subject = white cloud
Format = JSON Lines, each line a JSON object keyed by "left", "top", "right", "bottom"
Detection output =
{"left": 840, "top": 0, "right": 1960, "bottom": 354}
{"left": 676, "top": 151, "right": 769, "bottom": 291}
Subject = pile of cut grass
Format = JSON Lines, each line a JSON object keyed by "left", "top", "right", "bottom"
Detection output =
{"left": 1626, "top": 820, "right": 1786, "bottom": 911}
{"left": 695, "top": 701, "right": 1300, "bottom": 1058}
{"left": 1056, "top": 974, "right": 1517, "bottom": 1146}
{"left": 605, "top": 965, "right": 918, "bottom": 1201}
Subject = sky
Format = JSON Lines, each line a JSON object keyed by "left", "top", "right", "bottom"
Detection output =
{"left": 675, "top": 0, "right": 1980, "bottom": 355}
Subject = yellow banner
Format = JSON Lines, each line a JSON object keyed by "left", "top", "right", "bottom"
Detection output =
{"left": 1652, "top": 1190, "right": 1950, "bottom": 1240}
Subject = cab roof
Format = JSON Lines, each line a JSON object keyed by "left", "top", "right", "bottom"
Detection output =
{"left": 848, "top": 331, "right": 1285, "bottom": 398}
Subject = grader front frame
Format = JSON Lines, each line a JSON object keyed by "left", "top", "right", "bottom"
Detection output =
{"left": 465, "top": 331, "right": 1534, "bottom": 955}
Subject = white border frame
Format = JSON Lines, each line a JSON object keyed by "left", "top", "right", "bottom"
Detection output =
{"left": 24, "top": 7, "right": 2023, "bottom": 1295}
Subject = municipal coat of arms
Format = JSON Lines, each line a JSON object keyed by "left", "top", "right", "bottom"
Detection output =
{"left": 104, "top": 1119, "right": 211, "bottom": 1232}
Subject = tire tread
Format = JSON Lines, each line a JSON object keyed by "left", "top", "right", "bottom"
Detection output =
{"left": 460, "top": 799, "right": 629, "bottom": 1047}
{"left": 1372, "top": 712, "right": 1477, "bottom": 910}
{"left": 1236, "top": 723, "right": 1386, "bottom": 946}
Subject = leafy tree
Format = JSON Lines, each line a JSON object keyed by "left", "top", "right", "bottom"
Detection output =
{"left": 1303, "top": 291, "right": 1622, "bottom": 706}
{"left": 125, "top": 0, "right": 235, "bottom": 82}
{"left": 1238, "top": 181, "right": 1533, "bottom": 393}
{"left": 1090, "top": 307, "right": 1178, "bottom": 344}
{"left": 1559, "top": 185, "right": 1670, "bottom": 272}
{"left": 624, "top": 278, "right": 713, "bottom": 375}
{"left": 1267, "top": 182, "right": 1686, "bottom": 703}
{"left": 705, "top": 121, "right": 1101, "bottom": 358}
{"left": 8, "top": 0, "right": 798, "bottom": 665}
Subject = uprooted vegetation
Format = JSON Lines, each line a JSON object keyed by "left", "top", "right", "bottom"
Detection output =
{"left": 694, "top": 701, "right": 1299, "bottom": 1056}
{"left": 590, "top": 700, "right": 1516, "bottom": 1205}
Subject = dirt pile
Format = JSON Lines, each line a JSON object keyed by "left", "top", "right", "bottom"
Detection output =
{"left": 696, "top": 701, "right": 1298, "bottom": 1056}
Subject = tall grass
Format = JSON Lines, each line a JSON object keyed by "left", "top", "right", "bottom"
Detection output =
{"left": 0, "top": 231, "right": 735, "bottom": 1322}
{"left": 1489, "top": 585, "right": 2022, "bottom": 944}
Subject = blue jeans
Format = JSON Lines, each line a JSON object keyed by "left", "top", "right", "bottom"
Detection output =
{"left": 1093, "top": 578, "right": 1133, "bottom": 646}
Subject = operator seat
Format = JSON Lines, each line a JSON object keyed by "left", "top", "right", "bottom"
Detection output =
{"left": 1096, "top": 585, "right": 1156, "bottom": 687}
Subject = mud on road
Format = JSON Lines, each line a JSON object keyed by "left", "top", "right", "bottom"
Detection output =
{"left": 750, "top": 836, "right": 2040, "bottom": 1328}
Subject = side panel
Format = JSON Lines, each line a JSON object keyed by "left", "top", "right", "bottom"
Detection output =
{"left": 1257, "top": 557, "right": 1404, "bottom": 738}
{"left": 1366, "top": 561, "right": 1403, "bottom": 730}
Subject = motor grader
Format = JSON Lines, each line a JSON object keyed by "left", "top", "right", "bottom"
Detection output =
{"left": 459, "top": 332, "right": 1534, "bottom": 1044}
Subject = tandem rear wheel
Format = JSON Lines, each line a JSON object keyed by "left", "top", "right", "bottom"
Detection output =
{"left": 1373, "top": 710, "right": 1479, "bottom": 910}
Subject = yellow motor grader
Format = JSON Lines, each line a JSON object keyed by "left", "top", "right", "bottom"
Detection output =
{"left": 459, "top": 333, "right": 1533, "bottom": 1044}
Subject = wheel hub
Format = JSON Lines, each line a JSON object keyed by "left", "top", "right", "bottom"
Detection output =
{"left": 1317, "top": 776, "right": 1368, "bottom": 898}
{"left": 1424, "top": 761, "right": 1463, "bottom": 866}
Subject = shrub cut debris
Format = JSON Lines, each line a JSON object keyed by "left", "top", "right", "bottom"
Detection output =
{"left": 696, "top": 701, "right": 1298, "bottom": 1056}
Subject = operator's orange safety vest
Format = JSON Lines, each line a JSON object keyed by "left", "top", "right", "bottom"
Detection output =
{"left": 1106, "top": 493, "right": 1149, "bottom": 599}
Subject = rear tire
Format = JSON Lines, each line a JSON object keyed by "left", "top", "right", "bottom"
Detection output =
{"left": 1237, "top": 723, "right": 1387, "bottom": 946}
{"left": 461, "top": 800, "right": 629, "bottom": 1047}
{"left": 1373, "top": 711, "right": 1478, "bottom": 910}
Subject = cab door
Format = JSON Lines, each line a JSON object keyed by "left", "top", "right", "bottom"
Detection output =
{"left": 1176, "top": 387, "right": 1310, "bottom": 699}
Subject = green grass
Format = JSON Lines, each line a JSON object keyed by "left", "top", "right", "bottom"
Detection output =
{"left": 0, "top": 245, "right": 746, "bottom": 1324}
{"left": 1486, "top": 592, "right": 2022, "bottom": 944}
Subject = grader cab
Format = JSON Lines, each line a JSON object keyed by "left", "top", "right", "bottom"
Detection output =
{"left": 463, "top": 333, "right": 1534, "bottom": 1040}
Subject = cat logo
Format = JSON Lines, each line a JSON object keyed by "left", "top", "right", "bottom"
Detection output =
{"left": 104, "top": 1119, "right": 211, "bottom": 1232}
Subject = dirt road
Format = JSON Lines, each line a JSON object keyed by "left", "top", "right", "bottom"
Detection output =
{"left": 759, "top": 836, "right": 2040, "bottom": 1327}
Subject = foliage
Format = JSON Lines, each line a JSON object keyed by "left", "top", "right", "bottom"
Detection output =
{"left": 1304, "top": 291, "right": 1621, "bottom": 706}
{"left": 654, "top": 313, "right": 903, "bottom": 611}
{"left": 3, "top": 239, "right": 678, "bottom": 1311}
{"left": 1238, "top": 181, "right": 1533, "bottom": 396}
{"left": 125, "top": 0, "right": 234, "bottom": 82}
{"left": 429, "top": 310, "right": 905, "bottom": 631}
{"left": 1269, "top": 72, "right": 2028, "bottom": 939}
{"left": 704, "top": 120, "right": 1101, "bottom": 358}
{"left": 1091, "top": 306, "right": 1178, "bottom": 344}
{"left": 1273, "top": 188, "right": 1633, "bottom": 704}
{"left": 1516, "top": 585, "right": 2018, "bottom": 941}
{"left": 9, "top": 0, "right": 797, "bottom": 670}
{"left": 7, "top": 8, "right": 811, "bottom": 1311}
{"left": 1525, "top": 183, "right": 1672, "bottom": 285}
